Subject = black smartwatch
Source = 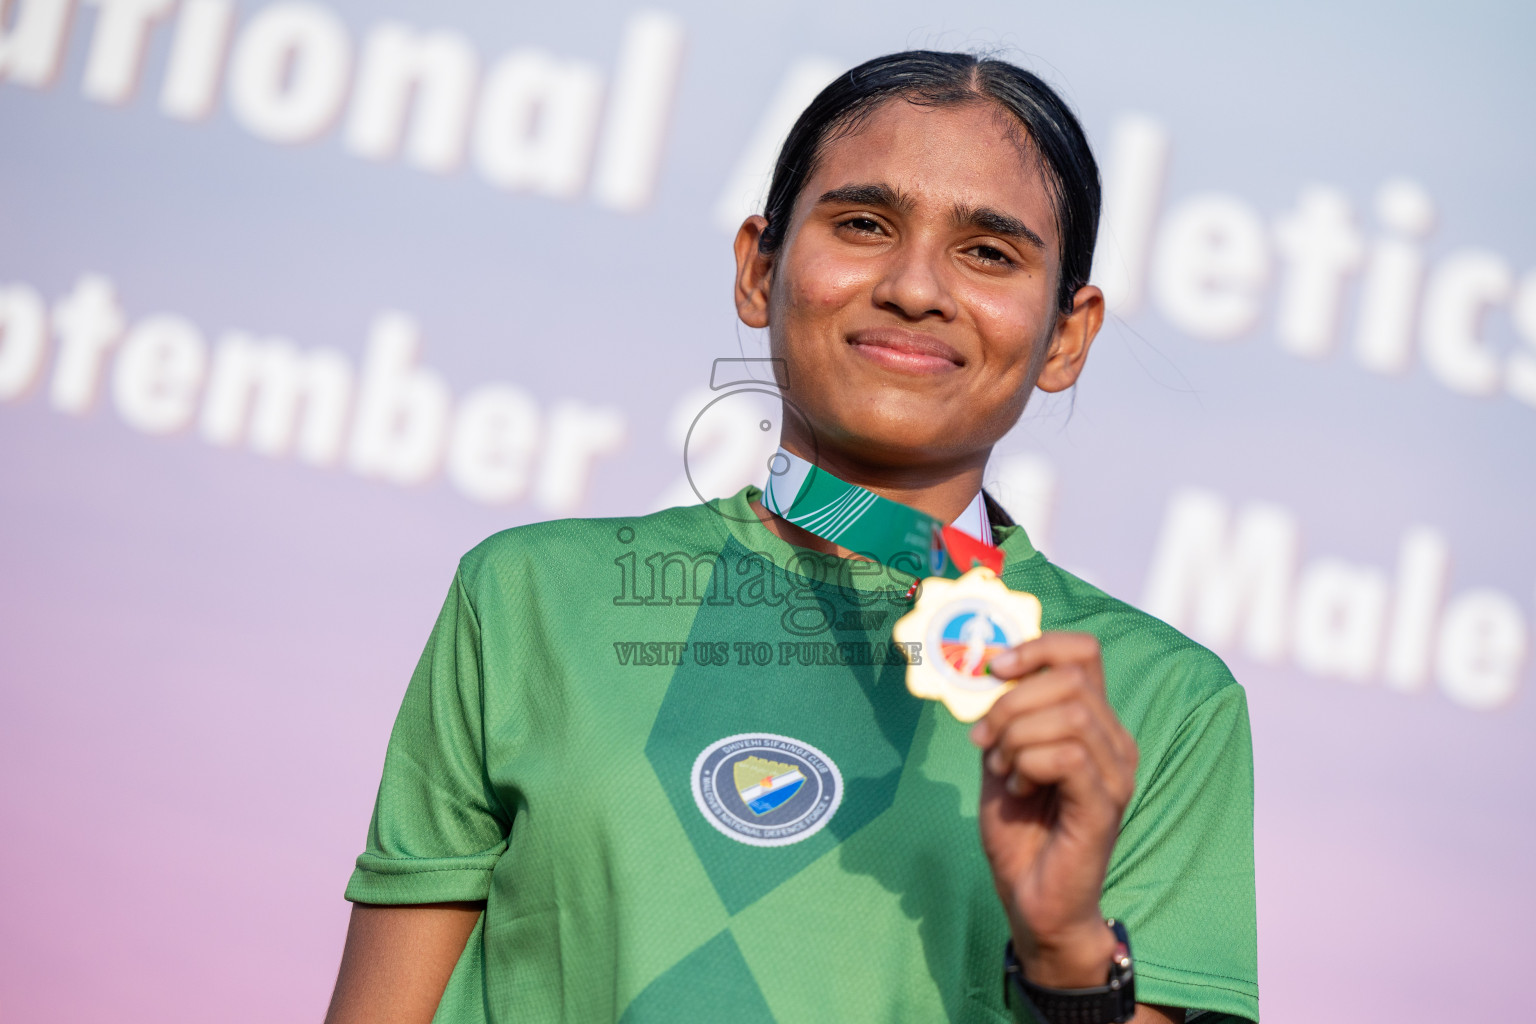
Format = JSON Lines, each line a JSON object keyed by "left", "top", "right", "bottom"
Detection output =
{"left": 1003, "top": 918, "right": 1136, "bottom": 1024}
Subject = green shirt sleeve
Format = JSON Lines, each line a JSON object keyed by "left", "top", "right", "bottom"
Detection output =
{"left": 1104, "top": 676, "right": 1259, "bottom": 1023}
{"left": 345, "top": 569, "right": 512, "bottom": 904}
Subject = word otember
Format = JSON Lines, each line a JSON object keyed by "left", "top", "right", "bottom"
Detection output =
{"left": 0, "top": 272, "right": 626, "bottom": 511}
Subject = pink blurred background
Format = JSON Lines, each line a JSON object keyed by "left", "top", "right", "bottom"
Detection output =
{"left": 2, "top": 1, "right": 1533, "bottom": 1020}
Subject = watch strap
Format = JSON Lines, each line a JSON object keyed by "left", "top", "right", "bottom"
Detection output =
{"left": 1003, "top": 919, "right": 1136, "bottom": 1024}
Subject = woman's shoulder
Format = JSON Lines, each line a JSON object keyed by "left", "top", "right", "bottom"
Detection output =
{"left": 454, "top": 500, "right": 731, "bottom": 592}
{"left": 1014, "top": 556, "right": 1245, "bottom": 733}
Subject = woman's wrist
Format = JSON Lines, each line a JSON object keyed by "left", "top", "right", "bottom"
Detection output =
{"left": 1013, "top": 918, "right": 1118, "bottom": 989}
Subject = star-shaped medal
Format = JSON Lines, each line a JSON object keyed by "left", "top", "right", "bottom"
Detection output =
{"left": 891, "top": 566, "right": 1043, "bottom": 722}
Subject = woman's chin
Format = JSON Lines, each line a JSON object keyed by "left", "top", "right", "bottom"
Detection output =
{"left": 821, "top": 418, "right": 981, "bottom": 467}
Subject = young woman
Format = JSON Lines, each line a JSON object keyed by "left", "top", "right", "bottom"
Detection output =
{"left": 326, "top": 51, "right": 1257, "bottom": 1024}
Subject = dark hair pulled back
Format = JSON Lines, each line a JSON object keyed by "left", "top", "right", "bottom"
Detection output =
{"left": 758, "top": 51, "right": 1101, "bottom": 315}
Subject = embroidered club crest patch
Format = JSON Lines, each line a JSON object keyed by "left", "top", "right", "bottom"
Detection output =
{"left": 691, "top": 733, "right": 843, "bottom": 847}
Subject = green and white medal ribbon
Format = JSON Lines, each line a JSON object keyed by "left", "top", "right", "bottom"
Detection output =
{"left": 761, "top": 447, "right": 1037, "bottom": 722}
{"left": 761, "top": 447, "right": 1001, "bottom": 581}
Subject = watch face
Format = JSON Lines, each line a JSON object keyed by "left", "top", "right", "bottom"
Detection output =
{"left": 1113, "top": 937, "right": 1131, "bottom": 971}
{"left": 1108, "top": 917, "right": 1133, "bottom": 975}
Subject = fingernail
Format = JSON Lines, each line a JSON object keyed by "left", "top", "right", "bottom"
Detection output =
{"left": 987, "top": 749, "right": 1007, "bottom": 776}
{"left": 968, "top": 723, "right": 986, "bottom": 746}
{"left": 989, "top": 650, "right": 1020, "bottom": 675}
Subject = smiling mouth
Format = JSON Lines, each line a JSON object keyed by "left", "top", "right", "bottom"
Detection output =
{"left": 846, "top": 329, "right": 965, "bottom": 374}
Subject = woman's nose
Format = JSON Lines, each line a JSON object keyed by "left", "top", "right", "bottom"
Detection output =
{"left": 870, "top": 242, "right": 958, "bottom": 322}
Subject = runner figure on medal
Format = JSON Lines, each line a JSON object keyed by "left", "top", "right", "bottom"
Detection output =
{"left": 958, "top": 612, "right": 995, "bottom": 677}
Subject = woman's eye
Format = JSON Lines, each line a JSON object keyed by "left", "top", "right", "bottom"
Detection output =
{"left": 971, "top": 244, "right": 1010, "bottom": 265}
{"left": 841, "top": 216, "right": 882, "bottom": 234}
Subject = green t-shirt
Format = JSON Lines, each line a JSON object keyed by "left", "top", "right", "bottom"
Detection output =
{"left": 346, "top": 486, "right": 1258, "bottom": 1023}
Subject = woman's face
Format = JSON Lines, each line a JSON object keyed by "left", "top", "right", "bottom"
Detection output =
{"left": 734, "top": 97, "right": 1102, "bottom": 472}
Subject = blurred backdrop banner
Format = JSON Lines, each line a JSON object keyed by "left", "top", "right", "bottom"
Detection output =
{"left": 1, "top": 0, "right": 1531, "bottom": 1020}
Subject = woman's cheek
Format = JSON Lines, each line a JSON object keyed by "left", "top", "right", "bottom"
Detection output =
{"left": 964, "top": 286, "right": 1041, "bottom": 366}
{"left": 788, "top": 248, "right": 875, "bottom": 314}
{"left": 970, "top": 280, "right": 1056, "bottom": 368}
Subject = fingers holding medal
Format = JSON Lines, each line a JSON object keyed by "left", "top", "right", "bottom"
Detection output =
{"left": 970, "top": 633, "right": 1138, "bottom": 810}
{"left": 965, "top": 629, "right": 1140, "bottom": 988}
{"left": 893, "top": 568, "right": 1136, "bottom": 810}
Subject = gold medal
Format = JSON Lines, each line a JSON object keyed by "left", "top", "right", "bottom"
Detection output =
{"left": 892, "top": 566, "right": 1043, "bottom": 722}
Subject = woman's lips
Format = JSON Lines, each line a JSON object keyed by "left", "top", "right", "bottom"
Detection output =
{"left": 846, "top": 328, "right": 965, "bottom": 374}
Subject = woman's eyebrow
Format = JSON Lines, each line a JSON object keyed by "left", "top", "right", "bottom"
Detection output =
{"left": 953, "top": 204, "right": 1047, "bottom": 250}
{"left": 816, "top": 182, "right": 911, "bottom": 213}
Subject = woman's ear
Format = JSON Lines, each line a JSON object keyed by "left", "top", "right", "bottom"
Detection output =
{"left": 734, "top": 215, "right": 773, "bottom": 329}
{"left": 1036, "top": 284, "right": 1104, "bottom": 393}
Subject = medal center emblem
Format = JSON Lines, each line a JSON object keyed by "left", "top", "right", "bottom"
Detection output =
{"left": 931, "top": 600, "right": 1025, "bottom": 693}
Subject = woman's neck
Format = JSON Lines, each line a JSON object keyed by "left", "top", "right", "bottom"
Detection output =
{"left": 750, "top": 438, "right": 990, "bottom": 559}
